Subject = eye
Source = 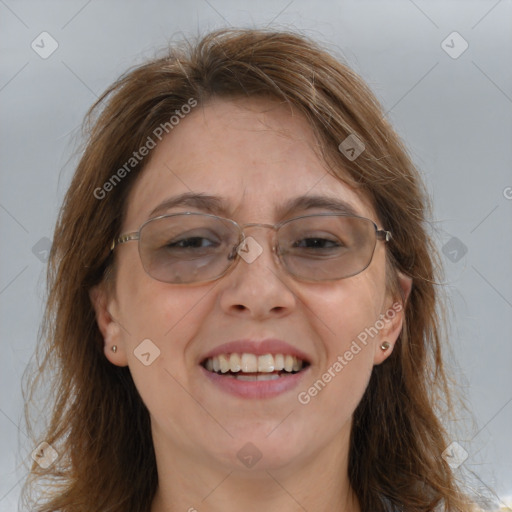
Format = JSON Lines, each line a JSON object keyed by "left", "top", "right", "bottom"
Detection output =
{"left": 292, "top": 237, "right": 344, "bottom": 250}
{"left": 159, "top": 228, "right": 224, "bottom": 252}
{"left": 166, "top": 236, "right": 218, "bottom": 249}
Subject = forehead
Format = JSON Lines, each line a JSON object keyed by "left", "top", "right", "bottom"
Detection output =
{"left": 122, "top": 97, "right": 378, "bottom": 230}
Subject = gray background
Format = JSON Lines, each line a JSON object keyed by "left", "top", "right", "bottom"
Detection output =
{"left": 1, "top": 0, "right": 511, "bottom": 510}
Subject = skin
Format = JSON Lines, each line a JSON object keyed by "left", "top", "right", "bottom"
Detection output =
{"left": 90, "top": 97, "right": 412, "bottom": 512}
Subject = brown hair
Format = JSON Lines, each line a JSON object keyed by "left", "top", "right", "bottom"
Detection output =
{"left": 22, "top": 27, "right": 475, "bottom": 511}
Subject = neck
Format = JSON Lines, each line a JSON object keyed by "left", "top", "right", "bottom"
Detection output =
{"left": 150, "top": 421, "right": 360, "bottom": 512}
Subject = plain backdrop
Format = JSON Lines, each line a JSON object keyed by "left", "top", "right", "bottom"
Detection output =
{"left": 1, "top": 1, "right": 511, "bottom": 510}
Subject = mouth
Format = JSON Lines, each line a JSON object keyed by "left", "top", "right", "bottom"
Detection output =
{"left": 201, "top": 353, "right": 310, "bottom": 381}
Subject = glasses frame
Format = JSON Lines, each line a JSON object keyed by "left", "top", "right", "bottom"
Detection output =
{"left": 110, "top": 211, "right": 392, "bottom": 283}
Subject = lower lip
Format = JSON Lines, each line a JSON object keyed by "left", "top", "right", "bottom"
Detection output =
{"left": 199, "top": 365, "right": 310, "bottom": 399}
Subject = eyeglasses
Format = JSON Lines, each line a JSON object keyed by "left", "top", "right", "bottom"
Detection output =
{"left": 110, "top": 212, "right": 392, "bottom": 284}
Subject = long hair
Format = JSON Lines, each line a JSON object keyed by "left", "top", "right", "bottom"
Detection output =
{"left": 21, "top": 28, "right": 475, "bottom": 511}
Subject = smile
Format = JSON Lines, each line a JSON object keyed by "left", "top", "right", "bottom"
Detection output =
{"left": 200, "top": 353, "right": 310, "bottom": 398}
{"left": 203, "top": 354, "right": 308, "bottom": 376}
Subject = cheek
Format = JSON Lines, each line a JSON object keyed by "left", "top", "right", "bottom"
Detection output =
{"left": 115, "top": 249, "right": 202, "bottom": 346}
{"left": 113, "top": 254, "right": 210, "bottom": 399}
{"left": 309, "top": 274, "right": 385, "bottom": 352}
{"left": 299, "top": 275, "right": 384, "bottom": 408}
{"left": 115, "top": 281, "right": 214, "bottom": 434}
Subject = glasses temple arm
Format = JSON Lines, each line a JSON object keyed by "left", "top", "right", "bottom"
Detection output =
{"left": 110, "top": 232, "right": 140, "bottom": 251}
{"left": 376, "top": 229, "right": 392, "bottom": 242}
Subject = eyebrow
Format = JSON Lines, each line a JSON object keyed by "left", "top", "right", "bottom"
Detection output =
{"left": 148, "top": 192, "right": 361, "bottom": 220}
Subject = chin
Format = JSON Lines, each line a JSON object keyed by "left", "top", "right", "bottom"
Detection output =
{"left": 205, "top": 427, "right": 311, "bottom": 473}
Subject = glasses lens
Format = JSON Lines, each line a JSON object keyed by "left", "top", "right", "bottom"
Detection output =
{"left": 278, "top": 215, "right": 377, "bottom": 281}
{"left": 137, "top": 213, "right": 378, "bottom": 283}
{"left": 139, "top": 214, "right": 239, "bottom": 283}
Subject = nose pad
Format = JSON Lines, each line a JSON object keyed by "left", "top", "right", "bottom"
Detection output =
{"left": 227, "top": 244, "right": 239, "bottom": 261}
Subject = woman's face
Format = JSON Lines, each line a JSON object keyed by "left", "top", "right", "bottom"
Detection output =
{"left": 92, "top": 97, "right": 409, "bottom": 475}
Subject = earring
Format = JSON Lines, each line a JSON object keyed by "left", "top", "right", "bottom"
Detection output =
{"left": 111, "top": 345, "right": 118, "bottom": 353}
{"left": 380, "top": 341, "right": 391, "bottom": 351}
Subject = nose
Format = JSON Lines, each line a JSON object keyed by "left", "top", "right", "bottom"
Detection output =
{"left": 218, "top": 226, "right": 297, "bottom": 318}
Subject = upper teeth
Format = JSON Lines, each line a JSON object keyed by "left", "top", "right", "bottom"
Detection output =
{"left": 204, "top": 353, "right": 304, "bottom": 373}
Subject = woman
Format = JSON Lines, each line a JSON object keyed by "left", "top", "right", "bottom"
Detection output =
{"left": 22, "top": 28, "right": 476, "bottom": 511}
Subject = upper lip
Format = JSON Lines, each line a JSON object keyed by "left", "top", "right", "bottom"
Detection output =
{"left": 200, "top": 339, "right": 312, "bottom": 364}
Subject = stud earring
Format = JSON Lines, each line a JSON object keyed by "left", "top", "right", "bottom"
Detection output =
{"left": 111, "top": 345, "right": 118, "bottom": 353}
{"left": 380, "top": 341, "right": 391, "bottom": 351}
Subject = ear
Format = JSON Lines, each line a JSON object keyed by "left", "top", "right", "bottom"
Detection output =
{"left": 373, "top": 271, "right": 413, "bottom": 365}
{"left": 89, "top": 283, "right": 128, "bottom": 366}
